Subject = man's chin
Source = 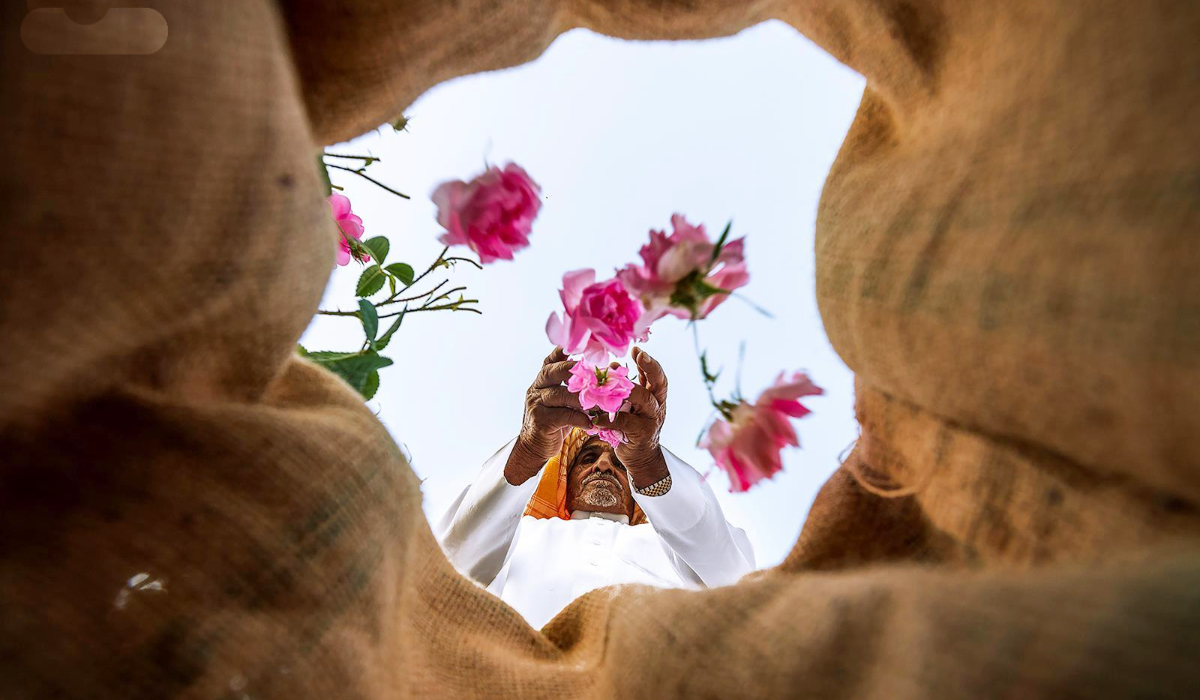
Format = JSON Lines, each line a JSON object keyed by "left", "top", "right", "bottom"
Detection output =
{"left": 580, "top": 485, "right": 621, "bottom": 509}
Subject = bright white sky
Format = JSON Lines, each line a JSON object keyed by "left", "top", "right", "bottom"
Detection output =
{"left": 301, "top": 20, "right": 866, "bottom": 568}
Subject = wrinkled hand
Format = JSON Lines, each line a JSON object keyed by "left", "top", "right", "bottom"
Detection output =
{"left": 506, "top": 347, "right": 592, "bottom": 485}
{"left": 593, "top": 347, "right": 670, "bottom": 488}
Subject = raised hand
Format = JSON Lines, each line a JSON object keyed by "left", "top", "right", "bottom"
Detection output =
{"left": 506, "top": 347, "right": 592, "bottom": 485}
{"left": 592, "top": 346, "right": 670, "bottom": 489}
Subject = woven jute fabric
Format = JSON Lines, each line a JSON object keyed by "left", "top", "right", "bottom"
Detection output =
{"left": 3, "top": 1, "right": 1199, "bottom": 698}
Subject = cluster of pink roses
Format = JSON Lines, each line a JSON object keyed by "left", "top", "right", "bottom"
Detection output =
{"left": 541, "top": 270, "right": 643, "bottom": 448}
{"left": 423, "top": 163, "right": 643, "bottom": 449}
{"left": 542, "top": 214, "right": 750, "bottom": 363}
{"left": 567, "top": 362, "right": 634, "bottom": 449}
{"left": 332, "top": 159, "right": 819, "bottom": 492}
{"left": 533, "top": 214, "right": 816, "bottom": 484}
{"left": 429, "top": 188, "right": 816, "bottom": 490}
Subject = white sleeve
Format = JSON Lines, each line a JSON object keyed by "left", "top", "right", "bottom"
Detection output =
{"left": 632, "top": 447, "right": 756, "bottom": 587}
{"left": 434, "top": 438, "right": 540, "bottom": 586}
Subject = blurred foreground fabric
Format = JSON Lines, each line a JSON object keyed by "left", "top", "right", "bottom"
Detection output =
{"left": 2, "top": 1, "right": 1198, "bottom": 697}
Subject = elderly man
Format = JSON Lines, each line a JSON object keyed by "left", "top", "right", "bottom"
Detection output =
{"left": 437, "top": 347, "right": 754, "bottom": 628}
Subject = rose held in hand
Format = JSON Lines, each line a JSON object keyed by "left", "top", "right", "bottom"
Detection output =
{"left": 433, "top": 162, "right": 541, "bottom": 264}
{"left": 546, "top": 270, "right": 646, "bottom": 365}
{"left": 585, "top": 427, "right": 625, "bottom": 450}
{"left": 588, "top": 347, "right": 670, "bottom": 477}
{"left": 701, "top": 371, "right": 823, "bottom": 492}
{"left": 568, "top": 362, "right": 634, "bottom": 418}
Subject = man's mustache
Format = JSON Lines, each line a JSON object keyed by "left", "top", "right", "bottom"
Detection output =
{"left": 582, "top": 472, "right": 623, "bottom": 492}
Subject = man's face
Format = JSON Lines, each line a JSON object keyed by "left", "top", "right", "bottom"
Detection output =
{"left": 566, "top": 437, "right": 634, "bottom": 519}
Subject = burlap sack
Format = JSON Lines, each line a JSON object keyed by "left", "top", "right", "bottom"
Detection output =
{"left": 3, "top": 1, "right": 1198, "bottom": 698}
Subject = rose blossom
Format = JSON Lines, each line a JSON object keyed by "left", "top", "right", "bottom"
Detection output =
{"left": 432, "top": 162, "right": 541, "bottom": 264}
{"left": 586, "top": 426, "right": 625, "bottom": 449}
{"left": 617, "top": 214, "right": 749, "bottom": 330}
{"left": 329, "top": 193, "right": 368, "bottom": 266}
{"left": 700, "top": 371, "right": 823, "bottom": 492}
{"left": 546, "top": 269, "right": 647, "bottom": 365}
{"left": 567, "top": 362, "right": 634, "bottom": 418}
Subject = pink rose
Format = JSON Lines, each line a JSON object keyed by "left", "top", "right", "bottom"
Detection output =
{"left": 586, "top": 426, "right": 625, "bottom": 449}
{"left": 546, "top": 269, "right": 647, "bottom": 365}
{"left": 567, "top": 362, "right": 634, "bottom": 417}
{"left": 329, "top": 193, "right": 368, "bottom": 266}
{"left": 432, "top": 162, "right": 542, "bottom": 264}
{"left": 700, "top": 372, "right": 823, "bottom": 492}
{"left": 617, "top": 214, "right": 748, "bottom": 329}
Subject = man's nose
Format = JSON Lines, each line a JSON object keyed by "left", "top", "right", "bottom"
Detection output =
{"left": 594, "top": 453, "right": 617, "bottom": 473}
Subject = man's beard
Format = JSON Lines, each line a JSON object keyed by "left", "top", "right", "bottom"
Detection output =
{"left": 581, "top": 486, "right": 619, "bottom": 508}
{"left": 580, "top": 474, "right": 622, "bottom": 509}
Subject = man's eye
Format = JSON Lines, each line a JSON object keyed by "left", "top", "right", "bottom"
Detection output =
{"left": 582, "top": 452, "right": 597, "bottom": 463}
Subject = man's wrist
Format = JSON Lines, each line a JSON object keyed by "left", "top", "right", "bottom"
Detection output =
{"left": 505, "top": 437, "right": 550, "bottom": 486}
{"left": 624, "top": 447, "right": 670, "bottom": 490}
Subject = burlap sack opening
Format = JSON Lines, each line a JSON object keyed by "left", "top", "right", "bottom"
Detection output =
{"left": 4, "top": 1, "right": 1198, "bottom": 698}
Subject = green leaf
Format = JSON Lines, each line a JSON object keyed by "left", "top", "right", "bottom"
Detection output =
{"left": 388, "top": 275, "right": 396, "bottom": 297}
{"left": 385, "top": 262, "right": 415, "bottom": 286}
{"left": 363, "top": 236, "right": 389, "bottom": 264}
{"left": 375, "top": 315, "right": 404, "bottom": 351}
{"left": 700, "top": 351, "right": 722, "bottom": 385}
{"left": 356, "top": 265, "right": 386, "bottom": 297}
{"left": 296, "top": 344, "right": 309, "bottom": 357}
{"left": 317, "top": 155, "right": 333, "bottom": 197}
{"left": 711, "top": 220, "right": 732, "bottom": 264}
{"left": 308, "top": 351, "right": 393, "bottom": 398}
{"left": 362, "top": 370, "right": 381, "bottom": 400}
{"left": 359, "top": 299, "right": 378, "bottom": 341}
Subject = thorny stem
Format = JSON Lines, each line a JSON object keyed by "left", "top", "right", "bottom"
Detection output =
{"left": 376, "top": 246, "right": 450, "bottom": 304}
{"left": 378, "top": 301, "right": 480, "bottom": 319}
{"left": 444, "top": 256, "right": 483, "bottom": 270}
{"left": 323, "top": 153, "right": 379, "bottom": 162}
{"left": 429, "top": 286, "right": 467, "bottom": 304}
{"left": 691, "top": 322, "right": 720, "bottom": 409}
{"left": 318, "top": 290, "right": 479, "bottom": 318}
{"left": 326, "top": 163, "right": 410, "bottom": 199}
{"left": 317, "top": 247, "right": 481, "bottom": 317}
{"left": 376, "top": 279, "right": 443, "bottom": 308}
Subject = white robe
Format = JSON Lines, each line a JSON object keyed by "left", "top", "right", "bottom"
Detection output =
{"left": 436, "top": 439, "right": 755, "bottom": 629}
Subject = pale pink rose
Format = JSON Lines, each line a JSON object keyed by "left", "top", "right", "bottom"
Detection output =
{"left": 567, "top": 362, "right": 634, "bottom": 417}
{"left": 432, "top": 162, "right": 541, "bottom": 264}
{"left": 700, "top": 372, "right": 823, "bottom": 492}
{"left": 329, "top": 193, "right": 368, "bottom": 266}
{"left": 617, "top": 214, "right": 748, "bottom": 328}
{"left": 546, "top": 269, "right": 647, "bottom": 365}
{"left": 586, "top": 426, "right": 625, "bottom": 449}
